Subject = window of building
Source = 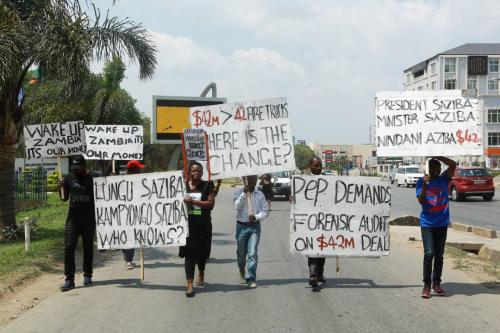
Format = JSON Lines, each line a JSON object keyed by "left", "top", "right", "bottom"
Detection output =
{"left": 431, "top": 81, "right": 436, "bottom": 90}
{"left": 445, "top": 58, "right": 456, "bottom": 73}
{"left": 430, "top": 62, "right": 436, "bottom": 74}
{"left": 417, "top": 86, "right": 423, "bottom": 90}
{"left": 489, "top": 58, "right": 499, "bottom": 73}
{"left": 445, "top": 79, "right": 456, "bottom": 90}
{"left": 467, "top": 78, "right": 477, "bottom": 90}
{"left": 488, "top": 132, "right": 500, "bottom": 146}
{"left": 488, "top": 109, "right": 500, "bottom": 123}
{"left": 406, "top": 73, "right": 411, "bottom": 85}
{"left": 488, "top": 79, "right": 498, "bottom": 93}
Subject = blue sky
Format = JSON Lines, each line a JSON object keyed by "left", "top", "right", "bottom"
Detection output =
{"left": 92, "top": 0, "right": 500, "bottom": 144}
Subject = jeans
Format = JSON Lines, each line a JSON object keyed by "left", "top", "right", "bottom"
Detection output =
{"left": 236, "top": 222, "right": 261, "bottom": 282}
{"left": 421, "top": 227, "right": 448, "bottom": 285}
{"left": 64, "top": 216, "right": 95, "bottom": 281}
{"left": 122, "top": 249, "right": 135, "bottom": 262}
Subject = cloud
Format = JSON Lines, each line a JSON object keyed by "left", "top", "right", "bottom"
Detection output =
{"left": 106, "top": 0, "right": 500, "bottom": 144}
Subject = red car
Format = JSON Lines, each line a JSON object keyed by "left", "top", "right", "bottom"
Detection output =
{"left": 449, "top": 167, "right": 495, "bottom": 201}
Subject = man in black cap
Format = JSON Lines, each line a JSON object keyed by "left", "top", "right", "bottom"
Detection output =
{"left": 58, "top": 155, "right": 96, "bottom": 291}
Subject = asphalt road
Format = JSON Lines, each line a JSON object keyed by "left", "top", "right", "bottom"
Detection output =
{"left": 1, "top": 188, "right": 499, "bottom": 333}
{"left": 390, "top": 185, "right": 500, "bottom": 231}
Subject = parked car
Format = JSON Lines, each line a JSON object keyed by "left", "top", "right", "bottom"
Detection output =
{"left": 323, "top": 170, "right": 334, "bottom": 175}
{"left": 449, "top": 167, "right": 495, "bottom": 201}
{"left": 395, "top": 165, "right": 423, "bottom": 187}
{"left": 271, "top": 171, "right": 291, "bottom": 200}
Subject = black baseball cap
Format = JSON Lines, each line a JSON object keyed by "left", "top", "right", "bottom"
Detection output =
{"left": 70, "top": 155, "right": 86, "bottom": 171}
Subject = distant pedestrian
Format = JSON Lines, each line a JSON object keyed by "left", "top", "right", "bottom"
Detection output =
{"left": 290, "top": 156, "right": 327, "bottom": 291}
{"left": 416, "top": 156, "right": 456, "bottom": 298}
{"left": 259, "top": 173, "right": 273, "bottom": 210}
{"left": 179, "top": 162, "right": 216, "bottom": 297}
{"left": 234, "top": 175, "right": 269, "bottom": 288}
{"left": 58, "top": 155, "right": 95, "bottom": 292}
{"left": 121, "top": 160, "right": 145, "bottom": 270}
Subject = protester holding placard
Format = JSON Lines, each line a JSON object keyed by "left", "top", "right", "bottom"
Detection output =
{"left": 289, "top": 156, "right": 327, "bottom": 291}
{"left": 58, "top": 155, "right": 95, "bottom": 291}
{"left": 121, "top": 160, "right": 145, "bottom": 270}
{"left": 233, "top": 175, "right": 269, "bottom": 288}
{"left": 179, "top": 162, "right": 216, "bottom": 297}
{"left": 416, "top": 156, "right": 457, "bottom": 298}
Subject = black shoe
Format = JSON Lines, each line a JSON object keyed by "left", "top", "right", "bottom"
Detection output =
{"left": 309, "top": 277, "right": 318, "bottom": 288}
{"left": 318, "top": 276, "right": 326, "bottom": 283}
{"left": 185, "top": 290, "right": 195, "bottom": 298}
{"left": 60, "top": 280, "right": 75, "bottom": 292}
{"left": 83, "top": 276, "right": 92, "bottom": 287}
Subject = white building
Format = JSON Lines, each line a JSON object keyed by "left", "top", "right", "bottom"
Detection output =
{"left": 403, "top": 43, "right": 500, "bottom": 169}
{"left": 310, "top": 143, "right": 377, "bottom": 171}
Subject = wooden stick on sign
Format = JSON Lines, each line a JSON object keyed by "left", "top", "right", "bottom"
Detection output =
{"left": 336, "top": 257, "right": 340, "bottom": 276}
{"left": 112, "top": 160, "right": 116, "bottom": 175}
{"left": 57, "top": 156, "right": 64, "bottom": 198}
{"left": 141, "top": 247, "right": 145, "bottom": 281}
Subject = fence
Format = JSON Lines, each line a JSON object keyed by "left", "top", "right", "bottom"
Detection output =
{"left": 15, "top": 169, "right": 48, "bottom": 212}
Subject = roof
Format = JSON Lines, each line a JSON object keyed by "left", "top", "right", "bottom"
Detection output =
{"left": 404, "top": 43, "right": 500, "bottom": 73}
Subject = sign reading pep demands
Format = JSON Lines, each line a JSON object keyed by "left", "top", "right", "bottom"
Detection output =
{"left": 189, "top": 97, "right": 295, "bottom": 179}
{"left": 183, "top": 128, "right": 207, "bottom": 161}
{"left": 24, "top": 121, "right": 86, "bottom": 159}
{"left": 375, "top": 90, "right": 483, "bottom": 157}
{"left": 94, "top": 171, "right": 188, "bottom": 250}
{"left": 290, "top": 176, "right": 391, "bottom": 257}
{"left": 85, "top": 125, "right": 144, "bottom": 160}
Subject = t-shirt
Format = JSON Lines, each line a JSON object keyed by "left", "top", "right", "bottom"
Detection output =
{"left": 64, "top": 173, "right": 94, "bottom": 216}
{"left": 186, "top": 180, "right": 214, "bottom": 235}
{"left": 416, "top": 173, "right": 451, "bottom": 228}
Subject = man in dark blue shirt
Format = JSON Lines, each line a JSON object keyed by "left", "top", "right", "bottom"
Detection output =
{"left": 416, "top": 156, "right": 456, "bottom": 298}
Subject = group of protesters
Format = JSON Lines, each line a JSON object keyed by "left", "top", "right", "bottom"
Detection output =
{"left": 58, "top": 153, "right": 456, "bottom": 299}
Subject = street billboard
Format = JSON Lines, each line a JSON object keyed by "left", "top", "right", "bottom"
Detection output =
{"left": 152, "top": 96, "right": 226, "bottom": 144}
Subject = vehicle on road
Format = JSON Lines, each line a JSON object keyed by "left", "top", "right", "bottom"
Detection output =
{"left": 395, "top": 165, "right": 423, "bottom": 187}
{"left": 323, "top": 170, "right": 334, "bottom": 175}
{"left": 271, "top": 171, "right": 291, "bottom": 200}
{"left": 449, "top": 167, "right": 495, "bottom": 201}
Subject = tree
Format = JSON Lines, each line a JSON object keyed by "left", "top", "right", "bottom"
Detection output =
{"left": 294, "top": 144, "right": 315, "bottom": 170}
{"left": 0, "top": 0, "right": 157, "bottom": 238}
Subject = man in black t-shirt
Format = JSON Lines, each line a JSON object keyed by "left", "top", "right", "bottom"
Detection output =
{"left": 58, "top": 155, "right": 96, "bottom": 292}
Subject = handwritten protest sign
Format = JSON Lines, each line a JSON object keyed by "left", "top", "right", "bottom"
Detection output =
{"left": 94, "top": 171, "right": 188, "bottom": 250}
{"left": 85, "top": 125, "right": 144, "bottom": 160}
{"left": 24, "top": 121, "right": 86, "bottom": 158}
{"left": 189, "top": 97, "right": 295, "bottom": 179}
{"left": 183, "top": 128, "right": 207, "bottom": 161}
{"left": 375, "top": 90, "right": 483, "bottom": 157}
{"left": 290, "top": 176, "right": 391, "bottom": 257}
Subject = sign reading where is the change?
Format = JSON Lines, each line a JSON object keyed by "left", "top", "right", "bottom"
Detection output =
{"left": 375, "top": 90, "right": 483, "bottom": 157}
{"left": 93, "top": 171, "right": 188, "bottom": 250}
{"left": 189, "top": 97, "right": 295, "bottom": 179}
{"left": 290, "top": 176, "right": 391, "bottom": 257}
{"left": 85, "top": 125, "right": 144, "bottom": 160}
{"left": 23, "top": 121, "right": 86, "bottom": 158}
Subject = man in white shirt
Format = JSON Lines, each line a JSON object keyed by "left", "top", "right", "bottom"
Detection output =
{"left": 233, "top": 175, "right": 269, "bottom": 288}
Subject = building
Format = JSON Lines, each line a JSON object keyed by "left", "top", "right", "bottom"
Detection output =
{"left": 310, "top": 143, "right": 377, "bottom": 172}
{"left": 403, "top": 43, "right": 500, "bottom": 169}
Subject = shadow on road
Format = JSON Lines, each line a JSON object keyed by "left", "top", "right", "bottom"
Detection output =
{"left": 441, "top": 282, "right": 500, "bottom": 296}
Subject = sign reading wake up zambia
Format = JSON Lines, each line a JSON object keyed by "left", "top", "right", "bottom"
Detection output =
{"left": 375, "top": 90, "right": 483, "bottom": 157}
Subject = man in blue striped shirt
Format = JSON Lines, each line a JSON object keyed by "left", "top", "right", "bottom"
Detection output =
{"left": 234, "top": 175, "right": 270, "bottom": 288}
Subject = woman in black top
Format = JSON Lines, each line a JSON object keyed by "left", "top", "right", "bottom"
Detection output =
{"left": 180, "top": 162, "right": 215, "bottom": 297}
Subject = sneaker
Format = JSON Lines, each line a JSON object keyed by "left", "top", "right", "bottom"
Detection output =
{"left": 309, "top": 277, "right": 318, "bottom": 288}
{"left": 83, "top": 276, "right": 92, "bottom": 287}
{"left": 126, "top": 262, "right": 134, "bottom": 270}
{"left": 248, "top": 281, "right": 257, "bottom": 288}
{"left": 60, "top": 280, "right": 75, "bottom": 292}
{"left": 432, "top": 284, "right": 446, "bottom": 296}
{"left": 421, "top": 285, "right": 431, "bottom": 299}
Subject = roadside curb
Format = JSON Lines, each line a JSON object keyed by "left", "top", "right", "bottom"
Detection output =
{"left": 390, "top": 216, "right": 500, "bottom": 266}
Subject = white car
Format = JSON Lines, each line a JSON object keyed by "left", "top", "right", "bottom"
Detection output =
{"left": 395, "top": 166, "right": 423, "bottom": 187}
{"left": 271, "top": 171, "right": 291, "bottom": 199}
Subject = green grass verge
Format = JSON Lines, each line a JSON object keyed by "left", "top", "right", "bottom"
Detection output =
{"left": 0, "top": 193, "right": 67, "bottom": 294}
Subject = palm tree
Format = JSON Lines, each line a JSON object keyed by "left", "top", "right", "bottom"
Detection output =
{"left": 0, "top": 0, "right": 157, "bottom": 238}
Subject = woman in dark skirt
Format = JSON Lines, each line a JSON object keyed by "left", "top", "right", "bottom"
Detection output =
{"left": 180, "top": 162, "right": 215, "bottom": 297}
